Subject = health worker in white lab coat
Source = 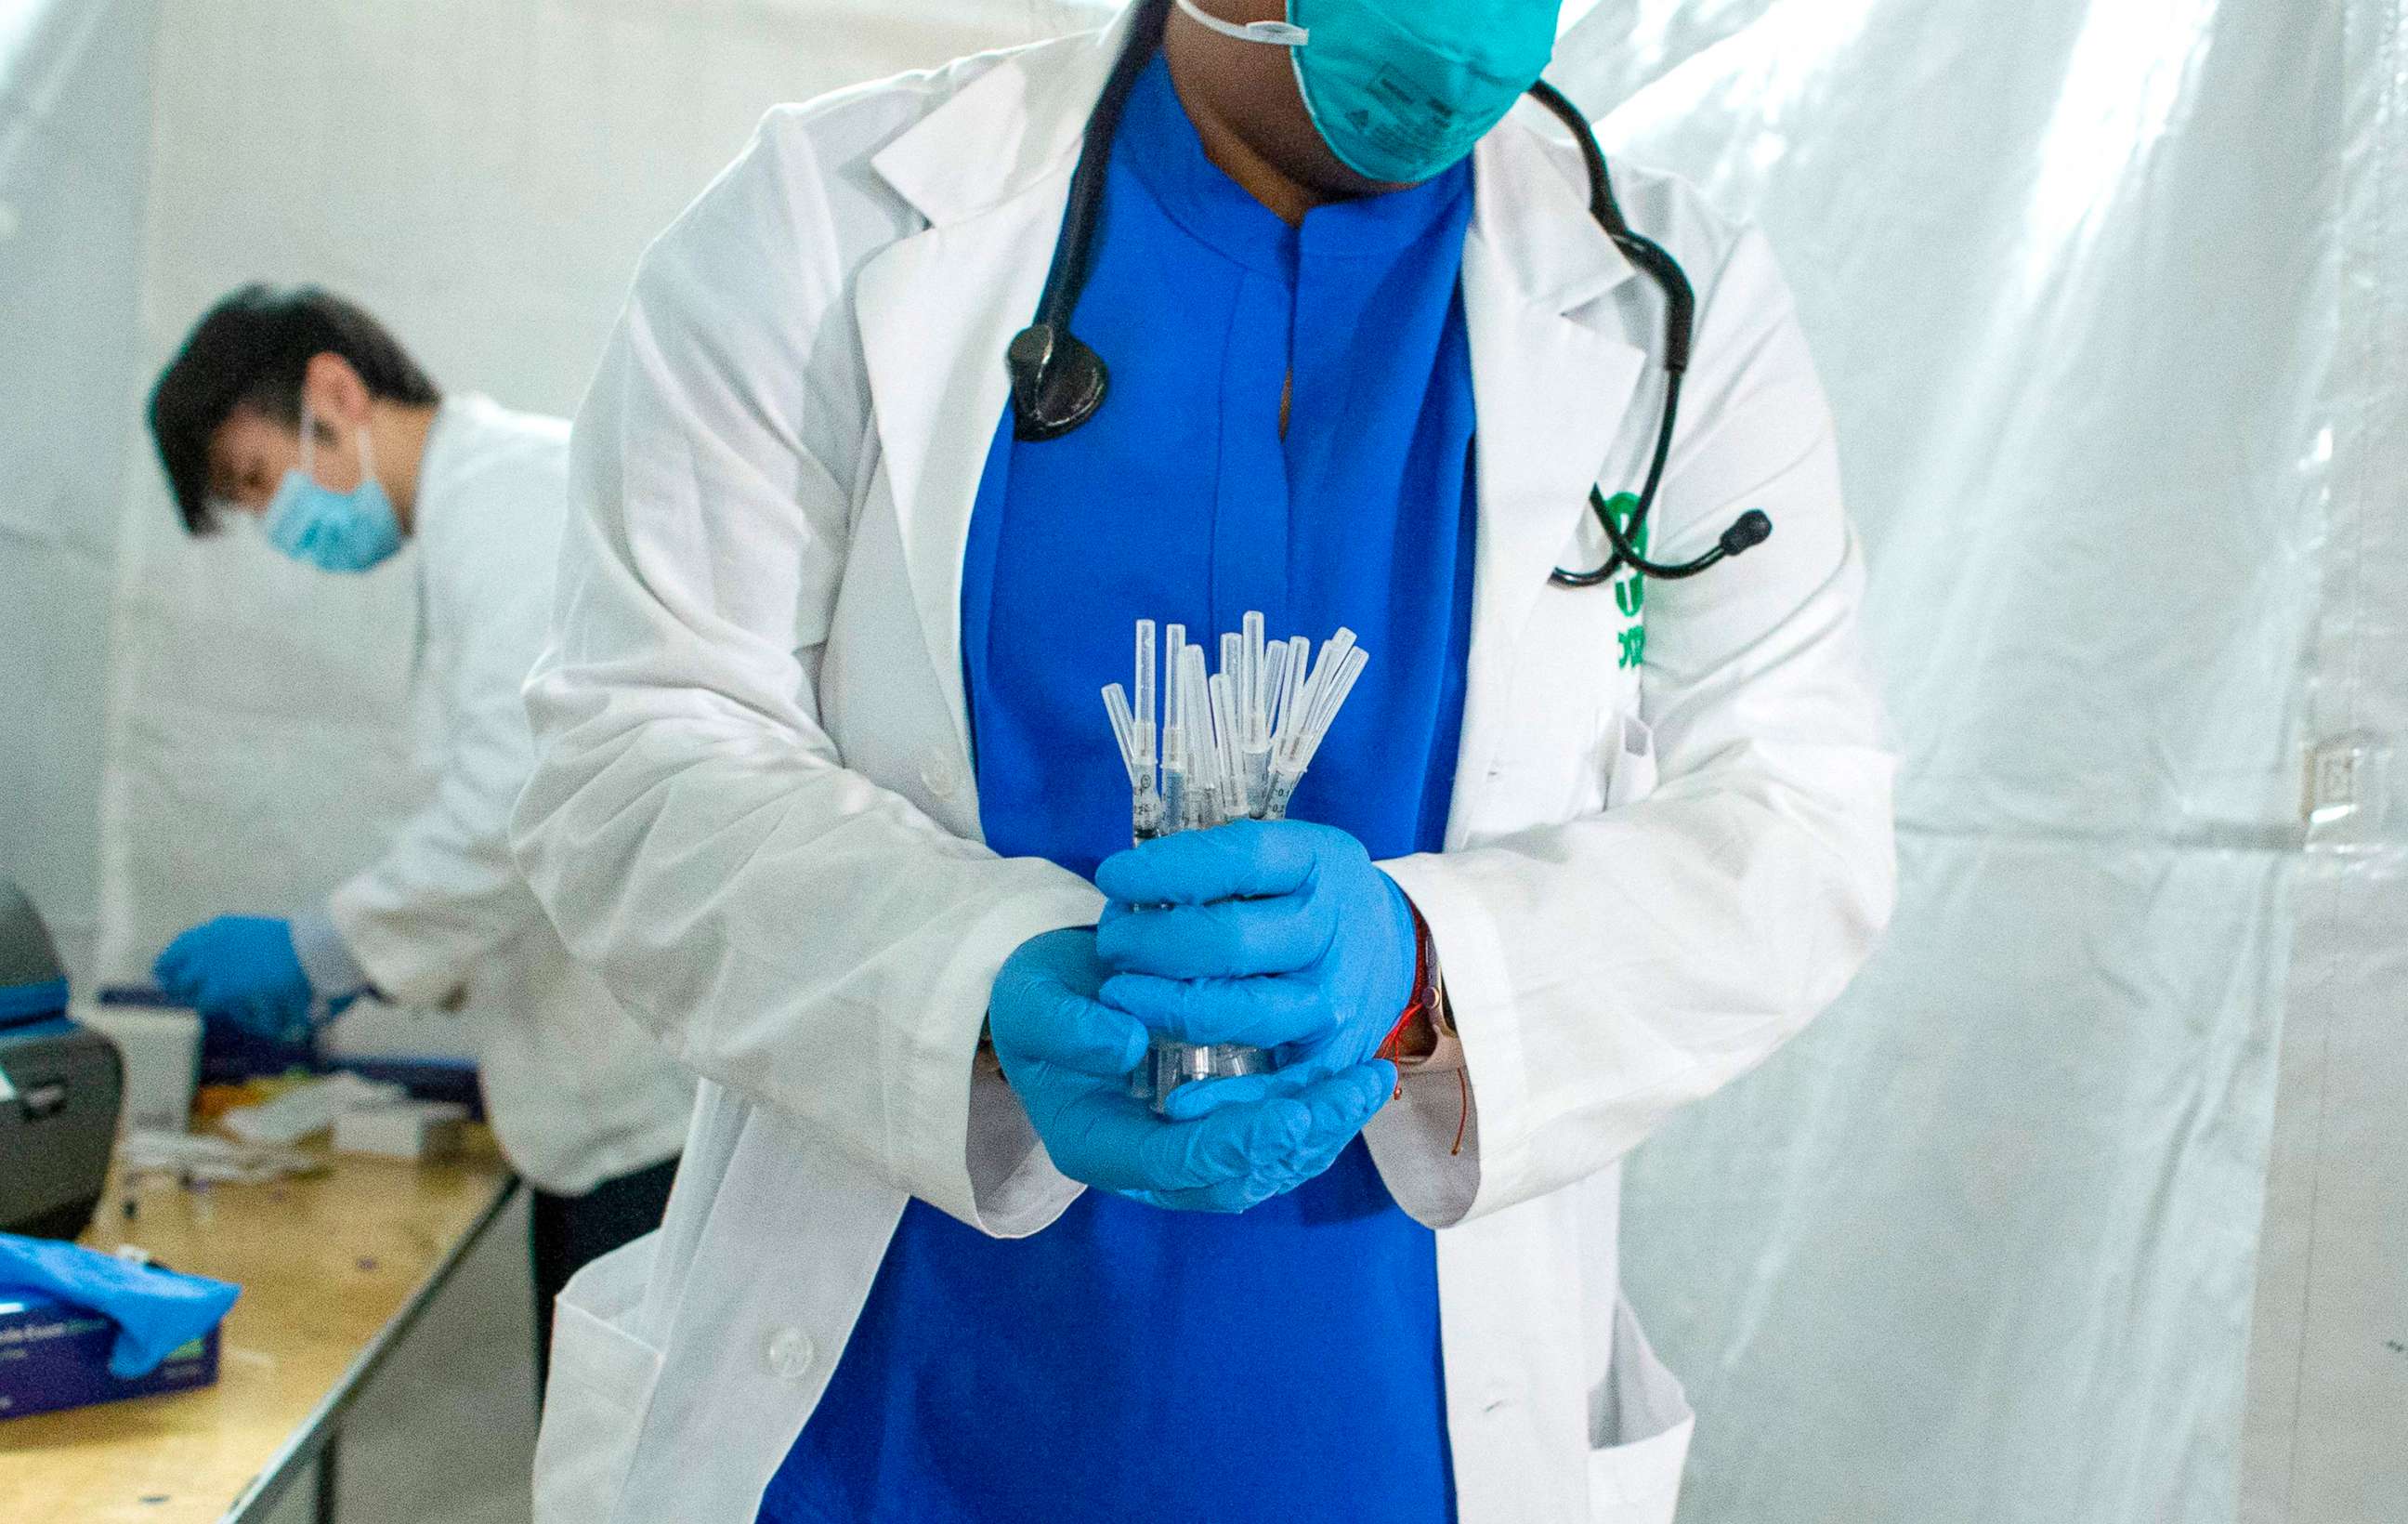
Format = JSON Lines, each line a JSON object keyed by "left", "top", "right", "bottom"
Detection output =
{"left": 512, "top": 2, "right": 1895, "bottom": 1520}
{"left": 144, "top": 287, "right": 698, "bottom": 1378}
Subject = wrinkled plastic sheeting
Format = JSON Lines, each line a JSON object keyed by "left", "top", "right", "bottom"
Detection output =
{"left": 69, "top": 0, "right": 2401, "bottom": 1511}
{"left": 2239, "top": 1, "right": 2408, "bottom": 1517}
{"left": 1548, "top": 0, "right": 2355, "bottom": 1518}
{"left": 0, "top": 0, "right": 158, "bottom": 981}
{"left": 93, "top": 0, "right": 1117, "bottom": 1048}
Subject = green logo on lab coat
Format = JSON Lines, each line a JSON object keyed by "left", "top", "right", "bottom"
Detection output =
{"left": 1606, "top": 493, "right": 1647, "bottom": 669}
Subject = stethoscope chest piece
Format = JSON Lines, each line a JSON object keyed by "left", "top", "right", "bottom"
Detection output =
{"left": 1008, "top": 322, "right": 1110, "bottom": 442}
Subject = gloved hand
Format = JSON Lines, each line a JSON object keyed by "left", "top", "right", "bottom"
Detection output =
{"left": 989, "top": 926, "right": 1394, "bottom": 1212}
{"left": 153, "top": 915, "right": 316, "bottom": 1043}
{"left": 1093, "top": 820, "right": 1418, "bottom": 1121}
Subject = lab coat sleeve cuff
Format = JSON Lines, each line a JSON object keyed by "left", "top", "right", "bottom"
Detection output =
{"left": 326, "top": 879, "right": 465, "bottom": 1008}
{"left": 289, "top": 904, "right": 371, "bottom": 1003}
{"left": 1362, "top": 852, "right": 1531, "bottom": 1228}
{"left": 964, "top": 1068, "right": 1083, "bottom": 1236}
{"left": 908, "top": 882, "right": 1103, "bottom": 1237}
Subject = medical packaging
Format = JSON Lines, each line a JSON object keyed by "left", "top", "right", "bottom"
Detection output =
{"left": 218, "top": 1071, "right": 406, "bottom": 1146}
{"left": 334, "top": 1099, "right": 468, "bottom": 1162}
{"left": 0, "top": 1288, "right": 221, "bottom": 1420}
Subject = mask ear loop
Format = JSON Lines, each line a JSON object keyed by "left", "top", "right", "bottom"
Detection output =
{"left": 1171, "top": 0, "right": 1307, "bottom": 46}
{"left": 353, "top": 413, "right": 377, "bottom": 495}
{"left": 300, "top": 395, "right": 377, "bottom": 493}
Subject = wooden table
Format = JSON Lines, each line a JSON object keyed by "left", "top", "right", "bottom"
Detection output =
{"left": 0, "top": 1136, "right": 518, "bottom": 1523}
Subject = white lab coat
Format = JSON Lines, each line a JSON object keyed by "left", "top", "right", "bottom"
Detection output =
{"left": 512, "top": 14, "right": 1895, "bottom": 1524}
{"left": 327, "top": 394, "right": 696, "bottom": 1197}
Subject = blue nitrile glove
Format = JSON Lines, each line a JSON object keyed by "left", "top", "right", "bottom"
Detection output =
{"left": 153, "top": 915, "right": 315, "bottom": 1043}
{"left": 0, "top": 1233, "right": 240, "bottom": 1378}
{"left": 1093, "top": 820, "right": 1418, "bottom": 1121}
{"left": 988, "top": 926, "right": 1395, "bottom": 1212}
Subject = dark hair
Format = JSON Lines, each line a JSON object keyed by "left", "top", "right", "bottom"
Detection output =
{"left": 147, "top": 284, "right": 440, "bottom": 533}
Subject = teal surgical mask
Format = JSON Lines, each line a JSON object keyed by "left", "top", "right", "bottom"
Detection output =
{"left": 263, "top": 403, "right": 401, "bottom": 573}
{"left": 1173, "top": 0, "right": 1562, "bottom": 185}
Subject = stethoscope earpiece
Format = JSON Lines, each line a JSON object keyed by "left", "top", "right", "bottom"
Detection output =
{"left": 1722, "top": 510, "right": 1773, "bottom": 556}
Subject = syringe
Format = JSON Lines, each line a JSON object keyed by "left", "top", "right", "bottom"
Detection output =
{"left": 1097, "top": 610, "right": 1373, "bottom": 1111}
{"left": 1240, "top": 611, "right": 1274, "bottom": 817}
{"left": 1263, "top": 629, "right": 1365, "bottom": 821}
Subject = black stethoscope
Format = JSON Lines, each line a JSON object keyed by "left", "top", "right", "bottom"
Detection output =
{"left": 1003, "top": 0, "right": 1772, "bottom": 587}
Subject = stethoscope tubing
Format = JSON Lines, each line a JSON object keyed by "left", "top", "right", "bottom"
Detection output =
{"left": 1008, "top": 0, "right": 1770, "bottom": 588}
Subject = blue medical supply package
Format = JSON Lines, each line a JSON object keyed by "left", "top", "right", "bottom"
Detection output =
{"left": 0, "top": 1233, "right": 238, "bottom": 1418}
{"left": 0, "top": 1286, "right": 220, "bottom": 1418}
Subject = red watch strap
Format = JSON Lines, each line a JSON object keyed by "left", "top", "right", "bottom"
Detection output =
{"left": 1375, "top": 901, "right": 1437, "bottom": 1063}
{"left": 1373, "top": 900, "right": 1471, "bottom": 1154}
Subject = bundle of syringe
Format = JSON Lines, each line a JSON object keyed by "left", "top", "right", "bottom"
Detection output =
{"left": 1101, "top": 611, "right": 1370, "bottom": 845}
{"left": 1100, "top": 611, "right": 1370, "bottom": 1110}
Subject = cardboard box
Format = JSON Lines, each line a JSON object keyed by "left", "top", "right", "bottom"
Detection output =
{"left": 0, "top": 1288, "right": 219, "bottom": 1419}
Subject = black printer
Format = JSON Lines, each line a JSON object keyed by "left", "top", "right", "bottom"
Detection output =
{"left": 0, "top": 874, "right": 123, "bottom": 1240}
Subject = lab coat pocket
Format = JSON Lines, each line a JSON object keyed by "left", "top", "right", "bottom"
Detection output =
{"left": 532, "top": 1236, "right": 663, "bottom": 1524}
{"left": 1588, "top": 1294, "right": 1694, "bottom": 1523}
{"left": 1604, "top": 714, "right": 1658, "bottom": 811}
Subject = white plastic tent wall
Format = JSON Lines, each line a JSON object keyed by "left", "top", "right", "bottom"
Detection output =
{"left": 73, "top": 0, "right": 1115, "bottom": 1060}
{"left": 1, "top": 0, "right": 158, "bottom": 981}
{"left": 0, "top": 0, "right": 2397, "bottom": 1517}
{"left": 1550, "top": 1, "right": 2404, "bottom": 1519}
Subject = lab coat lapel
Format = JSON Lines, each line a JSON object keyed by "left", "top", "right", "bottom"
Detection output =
{"left": 1454, "top": 120, "right": 1647, "bottom": 843}
{"left": 857, "top": 22, "right": 1645, "bottom": 790}
{"left": 855, "top": 17, "right": 1138, "bottom": 765}
{"left": 856, "top": 201, "right": 1065, "bottom": 769}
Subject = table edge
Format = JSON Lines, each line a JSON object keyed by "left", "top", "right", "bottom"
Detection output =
{"left": 216, "top": 1170, "right": 523, "bottom": 1524}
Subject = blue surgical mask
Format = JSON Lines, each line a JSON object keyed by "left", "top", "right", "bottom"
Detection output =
{"left": 263, "top": 403, "right": 401, "bottom": 573}
{"left": 1173, "top": 0, "right": 1562, "bottom": 185}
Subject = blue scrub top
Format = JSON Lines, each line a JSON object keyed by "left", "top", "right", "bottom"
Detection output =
{"left": 760, "top": 56, "right": 1478, "bottom": 1524}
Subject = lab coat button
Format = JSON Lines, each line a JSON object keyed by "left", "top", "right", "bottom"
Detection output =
{"left": 763, "top": 1327, "right": 815, "bottom": 1381}
{"left": 921, "top": 751, "right": 962, "bottom": 798}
